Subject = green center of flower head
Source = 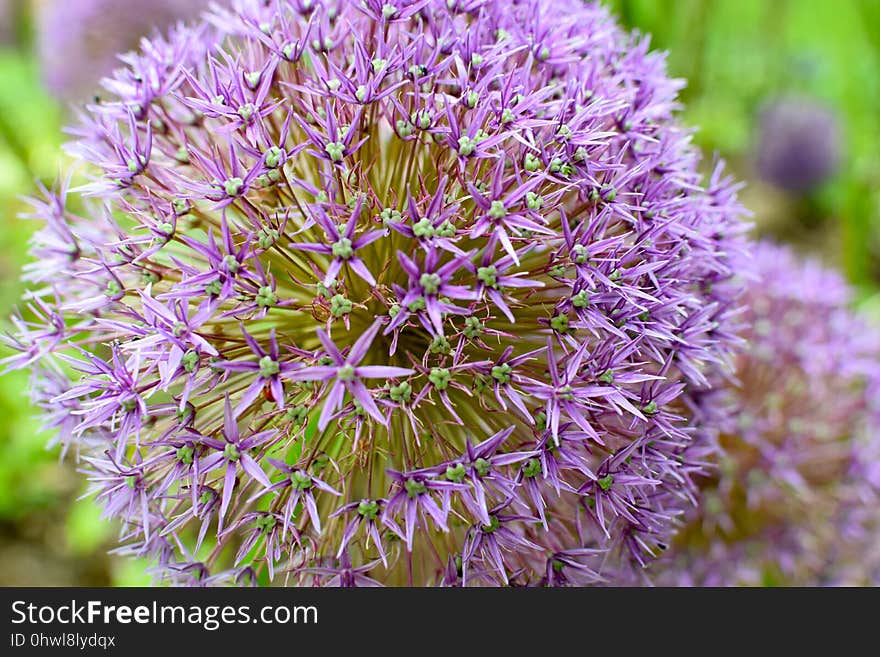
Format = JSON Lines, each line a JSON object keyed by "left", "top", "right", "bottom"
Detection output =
{"left": 445, "top": 462, "right": 467, "bottom": 482}
{"left": 379, "top": 209, "right": 401, "bottom": 229}
{"left": 571, "top": 290, "right": 590, "bottom": 308}
{"left": 430, "top": 334, "right": 451, "bottom": 354}
{"left": 260, "top": 146, "right": 282, "bottom": 170}
{"left": 457, "top": 136, "right": 476, "bottom": 156}
{"left": 224, "top": 443, "right": 241, "bottom": 462}
{"left": 463, "top": 316, "right": 483, "bottom": 339}
{"left": 481, "top": 515, "right": 500, "bottom": 533}
{"left": 407, "top": 296, "right": 426, "bottom": 312}
{"left": 182, "top": 350, "right": 199, "bottom": 373}
{"left": 473, "top": 458, "right": 491, "bottom": 477}
{"left": 523, "top": 458, "right": 542, "bottom": 478}
{"left": 524, "top": 153, "right": 540, "bottom": 172}
{"left": 597, "top": 474, "right": 614, "bottom": 492}
{"left": 550, "top": 314, "right": 570, "bottom": 333}
{"left": 572, "top": 244, "right": 589, "bottom": 264}
{"left": 413, "top": 218, "right": 435, "bottom": 238}
{"left": 224, "top": 177, "right": 244, "bottom": 197}
{"left": 286, "top": 404, "right": 308, "bottom": 423}
{"left": 256, "top": 286, "right": 278, "bottom": 307}
{"left": 428, "top": 367, "right": 451, "bottom": 390}
{"left": 491, "top": 362, "right": 513, "bottom": 383}
{"left": 330, "top": 294, "right": 352, "bottom": 317}
{"left": 338, "top": 364, "right": 356, "bottom": 381}
{"left": 420, "top": 273, "right": 442, "bottom": 295}
{"left": 206, "top": 279, "right": 222, "bottom": 296}
{"left": 290, "top": 470, "right": 313, "bottom": 490}
{"left": 223, "top": 255, "right": 240, "bottom": 274}
{"left": 477, "top": 265, "right": 498, "bottom": 288}
{"left": 404, "top": 479, "right": 427, "bottom": 498}
{"left": 176, "top": 445, "right": 194, "bottom": 465}
{"left": 357, "top": 499, "right": 380, "bottom": 519}
{"left": 255, "top": 514, "right": 276, "bottom": 534}
{"left": 325, "top": 141, "right": 345, "bottom": 162}
{"left": 258, "top": 228, "right": 279, "bottom": 250}
{"left": 388, "top": 380, "right": 412, "bottom": 403}
{"left": 413, "top": 110, "right": 432, "bottom": 129}
{"left": 238, "top": 103, "right": 255, "bottom": 122}
{"left": 331, "top": 237, "right": 354, "bottom": 259}
{"left": 259, "top": 355, "right": 280, "bottom": 378}
{"left": 488, "top": 200, "right": 507, "bottom": 219}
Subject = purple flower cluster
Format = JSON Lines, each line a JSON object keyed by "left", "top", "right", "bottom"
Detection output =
{"left": 35, "top": 0, "right": 209, "bottom": 102}
{"left": 651, "top": 242, "right": 880, "bottom": 586}
{"left": 5, "top": 0, "right": 748, "bottom": 586}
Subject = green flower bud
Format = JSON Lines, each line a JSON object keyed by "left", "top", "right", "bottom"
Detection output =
{"left": 428, "top": 367, "right": 451, "bottom": 390}
{"left": 224, "top": 177, "right": 244, "bottom": 197}
{"left": 445, "top": 463, "right": 467, "bottom": 483}
{"left": 523, "top": 458, "right": 542, "bottom": 478}
{"left": 405, "top": 479, "right": 427, "bottom": 498}
{"left": 524, "top": 153, "right": 540, "bottom": 172}
{"left": 488, "top": 200, "right": 507, "bottom": 219}
{"left": 330, "top": 294, "right": 352, "bottom": 317}
{"left": 259, "top": 356, "right": 280, "bottom": 378}
{"left": 458, "top": 136, "right": 476, "bottom": 156}
{"left": 420, "top": 272, "right": 442, "bottom": 295}
{"left": 325, "top": 141, "right": 345, "bottom": 162}
{"left": 331, "top": 237, "right": 354, "bottom": 259}
{"left": 550, "top": 314, "right": 569, "bottom": 333}
{"left": 224, "top": 442, "right": 241, "bottom": 462}
{"left": 491, "top": 363, "right": 512, "bottom": 384}
{"left": 389, "top": 381, "right": 412, "bottom": 404}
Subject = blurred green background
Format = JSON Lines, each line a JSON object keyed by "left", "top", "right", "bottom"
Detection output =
{"left": 0, "top": 0, "right": 878, "bottom": 585}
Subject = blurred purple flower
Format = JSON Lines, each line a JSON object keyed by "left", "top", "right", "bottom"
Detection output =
{"left": 35, "top": 0, "right": 209, "bottom": 102}
{"left": 652, "top": 242, "right": 880, "bottom": 586}
{"left": 754, "top": 96, "right": 841, "bottom": 193}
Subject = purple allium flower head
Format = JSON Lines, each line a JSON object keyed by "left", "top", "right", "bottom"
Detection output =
{"left": 754, "top": 96, "right": 841, "bottom": 194}
{"left": 651, "top": 242, "right": 880, "bottom": 586}
{"left": 6, "top": 0, "right": 748, "bottom": 586}
{"left": 35, "top": 0, "right": 210, "bottom": 102}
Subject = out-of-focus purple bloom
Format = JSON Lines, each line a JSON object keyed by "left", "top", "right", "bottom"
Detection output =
{"left": 651, "top": 242, "right": 880, "bottom": 586}
{"left": 754, "top": 96, "right": 841, "bottom": 193}
{"left": 0, "top": 0, "right": 18, "bottom": 45}
{"left": 8, "top": 0, "right": 748, "bottom": 585}
{"left": 35, "top": 0, "right": 209, "bottom": 102}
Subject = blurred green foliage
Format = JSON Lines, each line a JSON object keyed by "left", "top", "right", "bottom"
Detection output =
{"left": 0, "top": 0, "right": 878, "bottom": 585}
{"left": 0, "top": 47, "right": 149, "bottom": 586}
{"left": 608, "top": 0, "right": 880, "bottom": 296}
